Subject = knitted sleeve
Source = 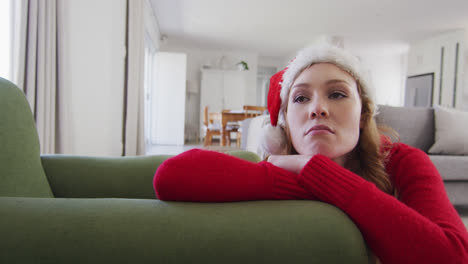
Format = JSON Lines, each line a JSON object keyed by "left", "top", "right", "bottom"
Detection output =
{"left": 298, "top": 143, "right": 468, "bottom": 263}
{"left": 153, "top": 148, "right": 315, "bottom": 202}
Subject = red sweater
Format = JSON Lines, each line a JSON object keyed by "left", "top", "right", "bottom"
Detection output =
{"left": 153, "top": 143, "right": 468, "bottom": 263}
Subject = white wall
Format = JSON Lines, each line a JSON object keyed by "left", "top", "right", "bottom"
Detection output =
{"left": 347, "top": 41, "right": 409, "bottom": 107}
{"left": 358, "top": 52, "right": 408, "bottom": 106}
{"left": 58, "top": 0, "right": 126, "bottom": 156}
{"left": 258, "top": 56, "right": 288, "bottom": 71}
{"left": 407, "top": 30, "right": 466, "bottom": 110}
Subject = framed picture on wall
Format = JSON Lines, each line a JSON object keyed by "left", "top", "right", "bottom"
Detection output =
{"left": 405, "top": 73, "right": 434, "bottom": 107}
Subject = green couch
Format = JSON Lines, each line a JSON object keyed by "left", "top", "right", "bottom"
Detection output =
{"left": 0, "top": 77, "right": 369, "bottom": 263}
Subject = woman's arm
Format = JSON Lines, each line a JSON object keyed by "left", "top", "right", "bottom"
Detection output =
{"left": 153, "top": 149, "right": 315, "bottom": 202}
{"left": 296, "top": 143, "right": 468, "bottom": 263}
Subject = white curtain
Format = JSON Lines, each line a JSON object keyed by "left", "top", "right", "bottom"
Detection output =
{"left": 123, "top": 0, "right": 146, "bottom": 155}
{"left": 12, "top": 0, "right": 58, "bottom": 154}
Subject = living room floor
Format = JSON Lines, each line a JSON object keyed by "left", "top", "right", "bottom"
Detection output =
{"left": 147, "top": 144, "right": 468, "bottom": 232}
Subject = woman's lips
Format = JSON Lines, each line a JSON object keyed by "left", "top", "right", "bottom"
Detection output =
{"left": 305, "top": 125, "right": 334, "bottom": 135}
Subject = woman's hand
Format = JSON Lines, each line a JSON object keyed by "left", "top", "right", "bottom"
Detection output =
{"left": 267, "top": 155, "right": 313, "bottom": 174}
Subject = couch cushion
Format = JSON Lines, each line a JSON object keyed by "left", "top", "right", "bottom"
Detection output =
{"left": 245, "top": 115, "right": 270, "bottom": 156}
{"left": 429, "top": 155, "right": 468, "bottom": 181}
{"left": 428, "top": 106, "right": 468, "bottom": 155}
{"left": 0, "top": 78, "right": 53, "bottom": 197}
{"left": 376, "top": 105, "right": 434, "bottom": 152}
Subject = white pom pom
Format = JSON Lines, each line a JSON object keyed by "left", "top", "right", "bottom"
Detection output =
{"left": 259, "top": 124, "right": 288, "bottom": 159}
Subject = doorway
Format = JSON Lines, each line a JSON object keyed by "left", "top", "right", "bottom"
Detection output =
{"left": 256, "top": 66, "right": 277, "bottom": 106}
{"left": 145, "top": 52, "right": 187, "bottom": 147}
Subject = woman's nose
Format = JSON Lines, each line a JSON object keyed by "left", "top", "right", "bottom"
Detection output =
{"left": 309, "top": 98, "right": 329, "bottom": 118}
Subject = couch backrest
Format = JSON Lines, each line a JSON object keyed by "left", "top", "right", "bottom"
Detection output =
{"left": 375, "top": 105, "right": 435, "bottom": 152}
{"left": 0, "top": 78, "right": 53, "bottom": 197}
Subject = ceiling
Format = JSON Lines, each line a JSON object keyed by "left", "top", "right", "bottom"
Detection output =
{"left": 150, "top": 0, "right": 468, "bottom": 57}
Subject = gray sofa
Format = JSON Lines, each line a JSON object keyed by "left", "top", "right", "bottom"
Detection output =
{"left": 375, "top": 105, "right": 468, "bottom": 206}
{"left": 241, "top": 105, "right": 468, "bottom": 206}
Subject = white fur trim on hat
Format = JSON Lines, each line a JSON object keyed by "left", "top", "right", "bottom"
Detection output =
{"left": 259, "top": 123, "right": 288, "bottom": 158}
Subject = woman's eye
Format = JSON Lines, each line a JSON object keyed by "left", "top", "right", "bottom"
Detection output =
{"left": 293, "top": 95, "right": 309, "bottom": 103}
{"left": 329, "top": 92, "right": 346, "bottom": 99}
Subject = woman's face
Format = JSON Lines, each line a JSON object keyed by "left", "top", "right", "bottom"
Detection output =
{"left": 286, "top": 63, "right": 362, "bottom": 166}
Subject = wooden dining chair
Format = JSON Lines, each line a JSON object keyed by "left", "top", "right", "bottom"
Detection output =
{"left": 222, "top": 109, "right": 241, "bottom": 147}
{"left": 236, "top": 105, "right": 268, "bottom": 147}
{"left": 203, "top": 106, "right": 222, "bottom": 146}
{"left": 243, "top": 105, "right": 268, "bottom": 118}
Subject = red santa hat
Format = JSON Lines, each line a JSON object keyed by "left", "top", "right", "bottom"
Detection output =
{"left": 261, "top": 44, "right": 375, "bottom": 157}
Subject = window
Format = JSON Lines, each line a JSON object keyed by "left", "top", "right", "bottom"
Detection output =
{"left": 0, "top": 0, "right": 11, "bottom": 81}
{"left": 143, "top": 34, "right": 157, "bottom": 145}
{"left": 143, "top": 0, "right": 161, "bottom": 148}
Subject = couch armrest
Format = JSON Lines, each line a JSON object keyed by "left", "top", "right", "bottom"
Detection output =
{"left": 41, "top": 151, "right": 261, "bottom": 199}
{"left": 0, "top": 197, "right": 369, "bottom": 263}
{"left": 225, "top": 150, "right": 262, "bottom": 162}
{"left": 41, "top": 154, "right": 170, "bottom": 199}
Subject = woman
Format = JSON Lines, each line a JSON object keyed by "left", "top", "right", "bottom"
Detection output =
{"left": 153, "top": 45, "right": 468, "bottom": 263}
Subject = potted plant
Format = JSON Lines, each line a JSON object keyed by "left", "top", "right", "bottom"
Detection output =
{"left": 236, "top": 61, "right": 249, "bottom": 71}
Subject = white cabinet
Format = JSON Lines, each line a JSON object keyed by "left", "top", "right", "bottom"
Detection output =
{"left": 199, "top": 69, "right": 248, "bottom": 135}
